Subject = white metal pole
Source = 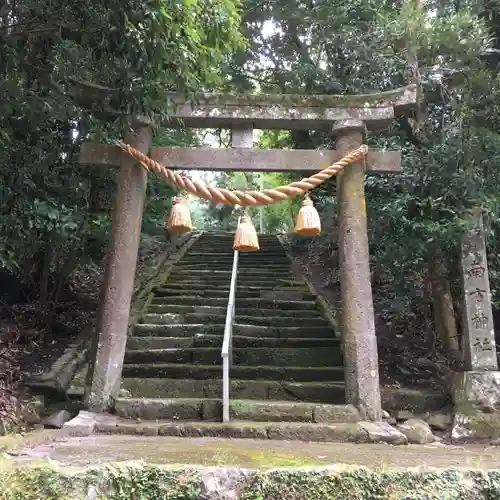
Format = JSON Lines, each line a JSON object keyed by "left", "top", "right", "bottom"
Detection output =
{"left": 259, "top": 173, "right": 264, "bottom": 234}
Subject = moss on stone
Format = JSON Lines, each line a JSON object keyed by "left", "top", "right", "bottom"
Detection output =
{"left": 456, "top": 411, "right": 500, "bottom": 439}
{"left": 240, "top": 468, "right": 480, "bottom": 500}
{"left": 196, "top": 85, "right": 415, "bottom": 109}
{"left": 2, "top": 461, "right": 500, "bottom": 500}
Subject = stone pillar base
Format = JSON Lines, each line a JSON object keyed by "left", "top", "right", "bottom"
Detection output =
{"left": 452, "top": 371, "right": 500, "bottom": 440}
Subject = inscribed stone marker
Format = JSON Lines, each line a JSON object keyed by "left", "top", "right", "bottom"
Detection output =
{"left": 460, "top": 210, "right": 497, "bottom": 370}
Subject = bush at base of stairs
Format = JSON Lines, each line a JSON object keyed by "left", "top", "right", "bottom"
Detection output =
{"left": 1, "top": 461, "right": 500, "bottom": 499}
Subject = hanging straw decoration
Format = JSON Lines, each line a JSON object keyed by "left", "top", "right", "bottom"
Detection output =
{"left": 295, "top": 195, "right": 321, "bottom": 237}
{"left": 166, "top": 197, "right": 192, "bottom": 234}
{"left": 233, "top": 212, "right": 260, "bottom": 252}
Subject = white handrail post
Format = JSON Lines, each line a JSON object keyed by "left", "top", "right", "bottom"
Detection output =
{"left": 222, "top": 247, "right": 239, "bottom": 423}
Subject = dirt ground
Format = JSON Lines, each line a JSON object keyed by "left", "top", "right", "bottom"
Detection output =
{"left": 4, "top": 433, "right": 500, "bottom": 470}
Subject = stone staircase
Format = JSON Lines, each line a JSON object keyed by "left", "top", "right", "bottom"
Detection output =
{"left": 102, "top": 232, "right": 366, "bottom": 440}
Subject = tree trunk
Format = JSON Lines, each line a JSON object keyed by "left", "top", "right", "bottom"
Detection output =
{"left": 429, "top": 251, "right": 461, "bottom": 360}
{"left": 39, "top": 244, "right": 53, "bottom": 304}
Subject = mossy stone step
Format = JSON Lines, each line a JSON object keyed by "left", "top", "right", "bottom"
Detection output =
{"left": 181, "top": 256, "right": 289, "bottom": 262}
{"left": 156, "top": 282, "right": 305, "bottom": 291}
{"left": 133, "top": 323, "right": 334, "bottom": 339}
{"left": 114, "top": 397, "right": 359, "bottom": 423}
{"left": 152, "top": 288, "right": 315, "bottom": 300}
{"left": 164, "top": 278, "right": 304, "bottom": 287}
{"left": 190, "top": 242, "right": 283, "bottom": 246}
{"left": 177, "top": 261, "right": 290, "bottom": 266}
{"left": 141, "top": 313, "right": 329, "bottom": 327}
{"left": 194, "top": 242, "right": 283, "bottom": 246}
{"left": 121, "top": 378, "right": 346, "bottom": 403}
{"left": 187, "top": 252, "right": 285, "bottom": 257}
{"left": 194, "top": 248, "right": 284, "bottom": 251}
{"left": 125, "top": 346, "right": 342, "bottom": 367}
{"left": 149, "top": 297, "right": 317, "bottom": 310}
{"left": 145, "top": 305, "right": 322, "bottom": 319}
{"left": 169, "top": 268, "right": 293, "bottom": 275}
{"left": 127, "top": 335, "right": 339, "bottom": 350}
{"left": 95, "top": 418, "right": 385, "bottom": 443}
{"left": 156, "top": 282, "right": 307, "bottom": 289}
{"left": 179, "top": 259, "right": 290, "bottom": 265}
{"left": 175, "top": 265, "right": 292, "bottom": 272}
{"left": 122, "top": 363, "right": 344, "bottom": 382}
{"left": 167, "top": 273, "right": 295, "bottom": 282}
{"left": 128, "top": 336, "right": 195, "bottom": 349}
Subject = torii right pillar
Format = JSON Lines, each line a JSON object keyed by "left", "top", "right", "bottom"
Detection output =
{"left": 334, "top": 119, "right": 382, "bottom": 421}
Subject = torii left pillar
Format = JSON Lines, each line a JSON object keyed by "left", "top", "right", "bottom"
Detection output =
{"left": 84, "top": 123, "right": 152, "bottom": 412}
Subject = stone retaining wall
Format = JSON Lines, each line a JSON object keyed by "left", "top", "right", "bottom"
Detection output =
{"left": 1, "top": 461, "right": 500, "bottom": 499}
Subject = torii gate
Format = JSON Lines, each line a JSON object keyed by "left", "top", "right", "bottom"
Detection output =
{"left": 80, "top": 85, "right": 417, "bottom": 421}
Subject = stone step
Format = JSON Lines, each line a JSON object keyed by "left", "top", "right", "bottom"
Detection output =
{"left": 157, "top": 281, "right": 307, "bottom": 291}
{"left": 182, "top": 250, "right": 288, "bottom": 256}
{"left": 167, "top": 272, "right": 295, "bottom": 282}
{"left": 175, "top": 265, "right": 292, "bottom": 272}
{"left": 152, "top": 288, "right": 315, "bottom": 300}
{"left": 100, "top": 418, "right": 357, "bottom": 442}
{"left": 140, "top": 313, "right": 329, "bottom": 327}
{"left": 177, "top": 259, "right": 290, "bottom": 265}
{"left": 145, "top": 305, "right": 322, "bottom": 319}
{"left": 133, "top": 323, "right": 334, "bottom": 338}
{"left": 188, "top": 247, "right": 285, "bottom": 253}
{"left": 180, "top": 258, "right": 288, "bottom": 265}
{"left": 155, "top": 283, "right": 310, "bottom": 292}
{"left": 195, "top": 241, "right": 283, "bottom": 245}
{"left": 125, "top": 346, "right": 342, "bottom": 367}
{"left": 114, "top": 398, "right": 359, "bottom": 423}
{"left": 193, "top": 239, "right": 282, "bottom": 244}
{"left": 189, "top": 245, "right": 284, "bottom": 251}
{"left": 169, "top": 268, "right": 292, "bottom": 275}
{"left": 95, "top": 418, "right": 397, "bottom": 443}
{"left": 164, "top": 277, "right": 303, "bottom": 287}
{"left": 149, "top": 297, "right": 317, "bottom": 311}
{"left": 122, "top": 363, "right": 344, "bottom": 382}
{"left": 121, "top": 378, "right": 345, "bottom": 403}
{"left": 127, "top": 335, "right": 339, "bottom": 350}
{"left": 187, "top": 252, "right": 285, "bottom": 257}
{"left": 180, "top": 257, "right": 289, "bottom": 263}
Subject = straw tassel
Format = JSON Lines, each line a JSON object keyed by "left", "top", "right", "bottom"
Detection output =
{"left": 295, "top": 196, "right": 321, "bottom": 237}
{"left": 233, "top": 212, "right": 260, "bottom": 252}
{"left": 166, "top": 197, "right": 192, "bottom": 234}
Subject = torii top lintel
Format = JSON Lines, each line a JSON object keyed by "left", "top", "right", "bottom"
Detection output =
{"left": 163, "top": 84, "right": 417, "bottom": 130}
{"left": 71, "top": 79, "right": 417, "bottom": 131}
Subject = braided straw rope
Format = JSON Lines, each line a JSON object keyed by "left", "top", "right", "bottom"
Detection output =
{"left": 115, "top": 141, "right": 368, "bottom": 207}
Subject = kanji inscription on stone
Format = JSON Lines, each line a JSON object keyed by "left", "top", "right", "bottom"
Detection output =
{"left": 460, "top": 211, "right": 497, "bottom": 370}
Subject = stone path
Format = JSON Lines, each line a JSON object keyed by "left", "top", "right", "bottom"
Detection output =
{"left": 7, "top": 433, "right": 500, "bottom": 470}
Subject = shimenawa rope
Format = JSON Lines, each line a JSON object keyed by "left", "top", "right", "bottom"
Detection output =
{"left": 115, "top": 141, "right": 368, "bottom": 207}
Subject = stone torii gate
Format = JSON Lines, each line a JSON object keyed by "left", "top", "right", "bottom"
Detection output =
{"left": 80, "top": 85, "right": 417, "bottom": 420}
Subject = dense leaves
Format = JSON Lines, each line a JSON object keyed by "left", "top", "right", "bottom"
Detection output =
{"left": 0, "top": 0, "right": 244, "bottom": 299}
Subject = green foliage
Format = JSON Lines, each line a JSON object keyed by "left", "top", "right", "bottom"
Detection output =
{"left": 0, "top": 465, "right": 75, "bottom": 500}
{"left": 0, "top": 0, "right": 245, "bottom": 304}
{"left": 215, "top": 0, "right": 500, "bottom": 326}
